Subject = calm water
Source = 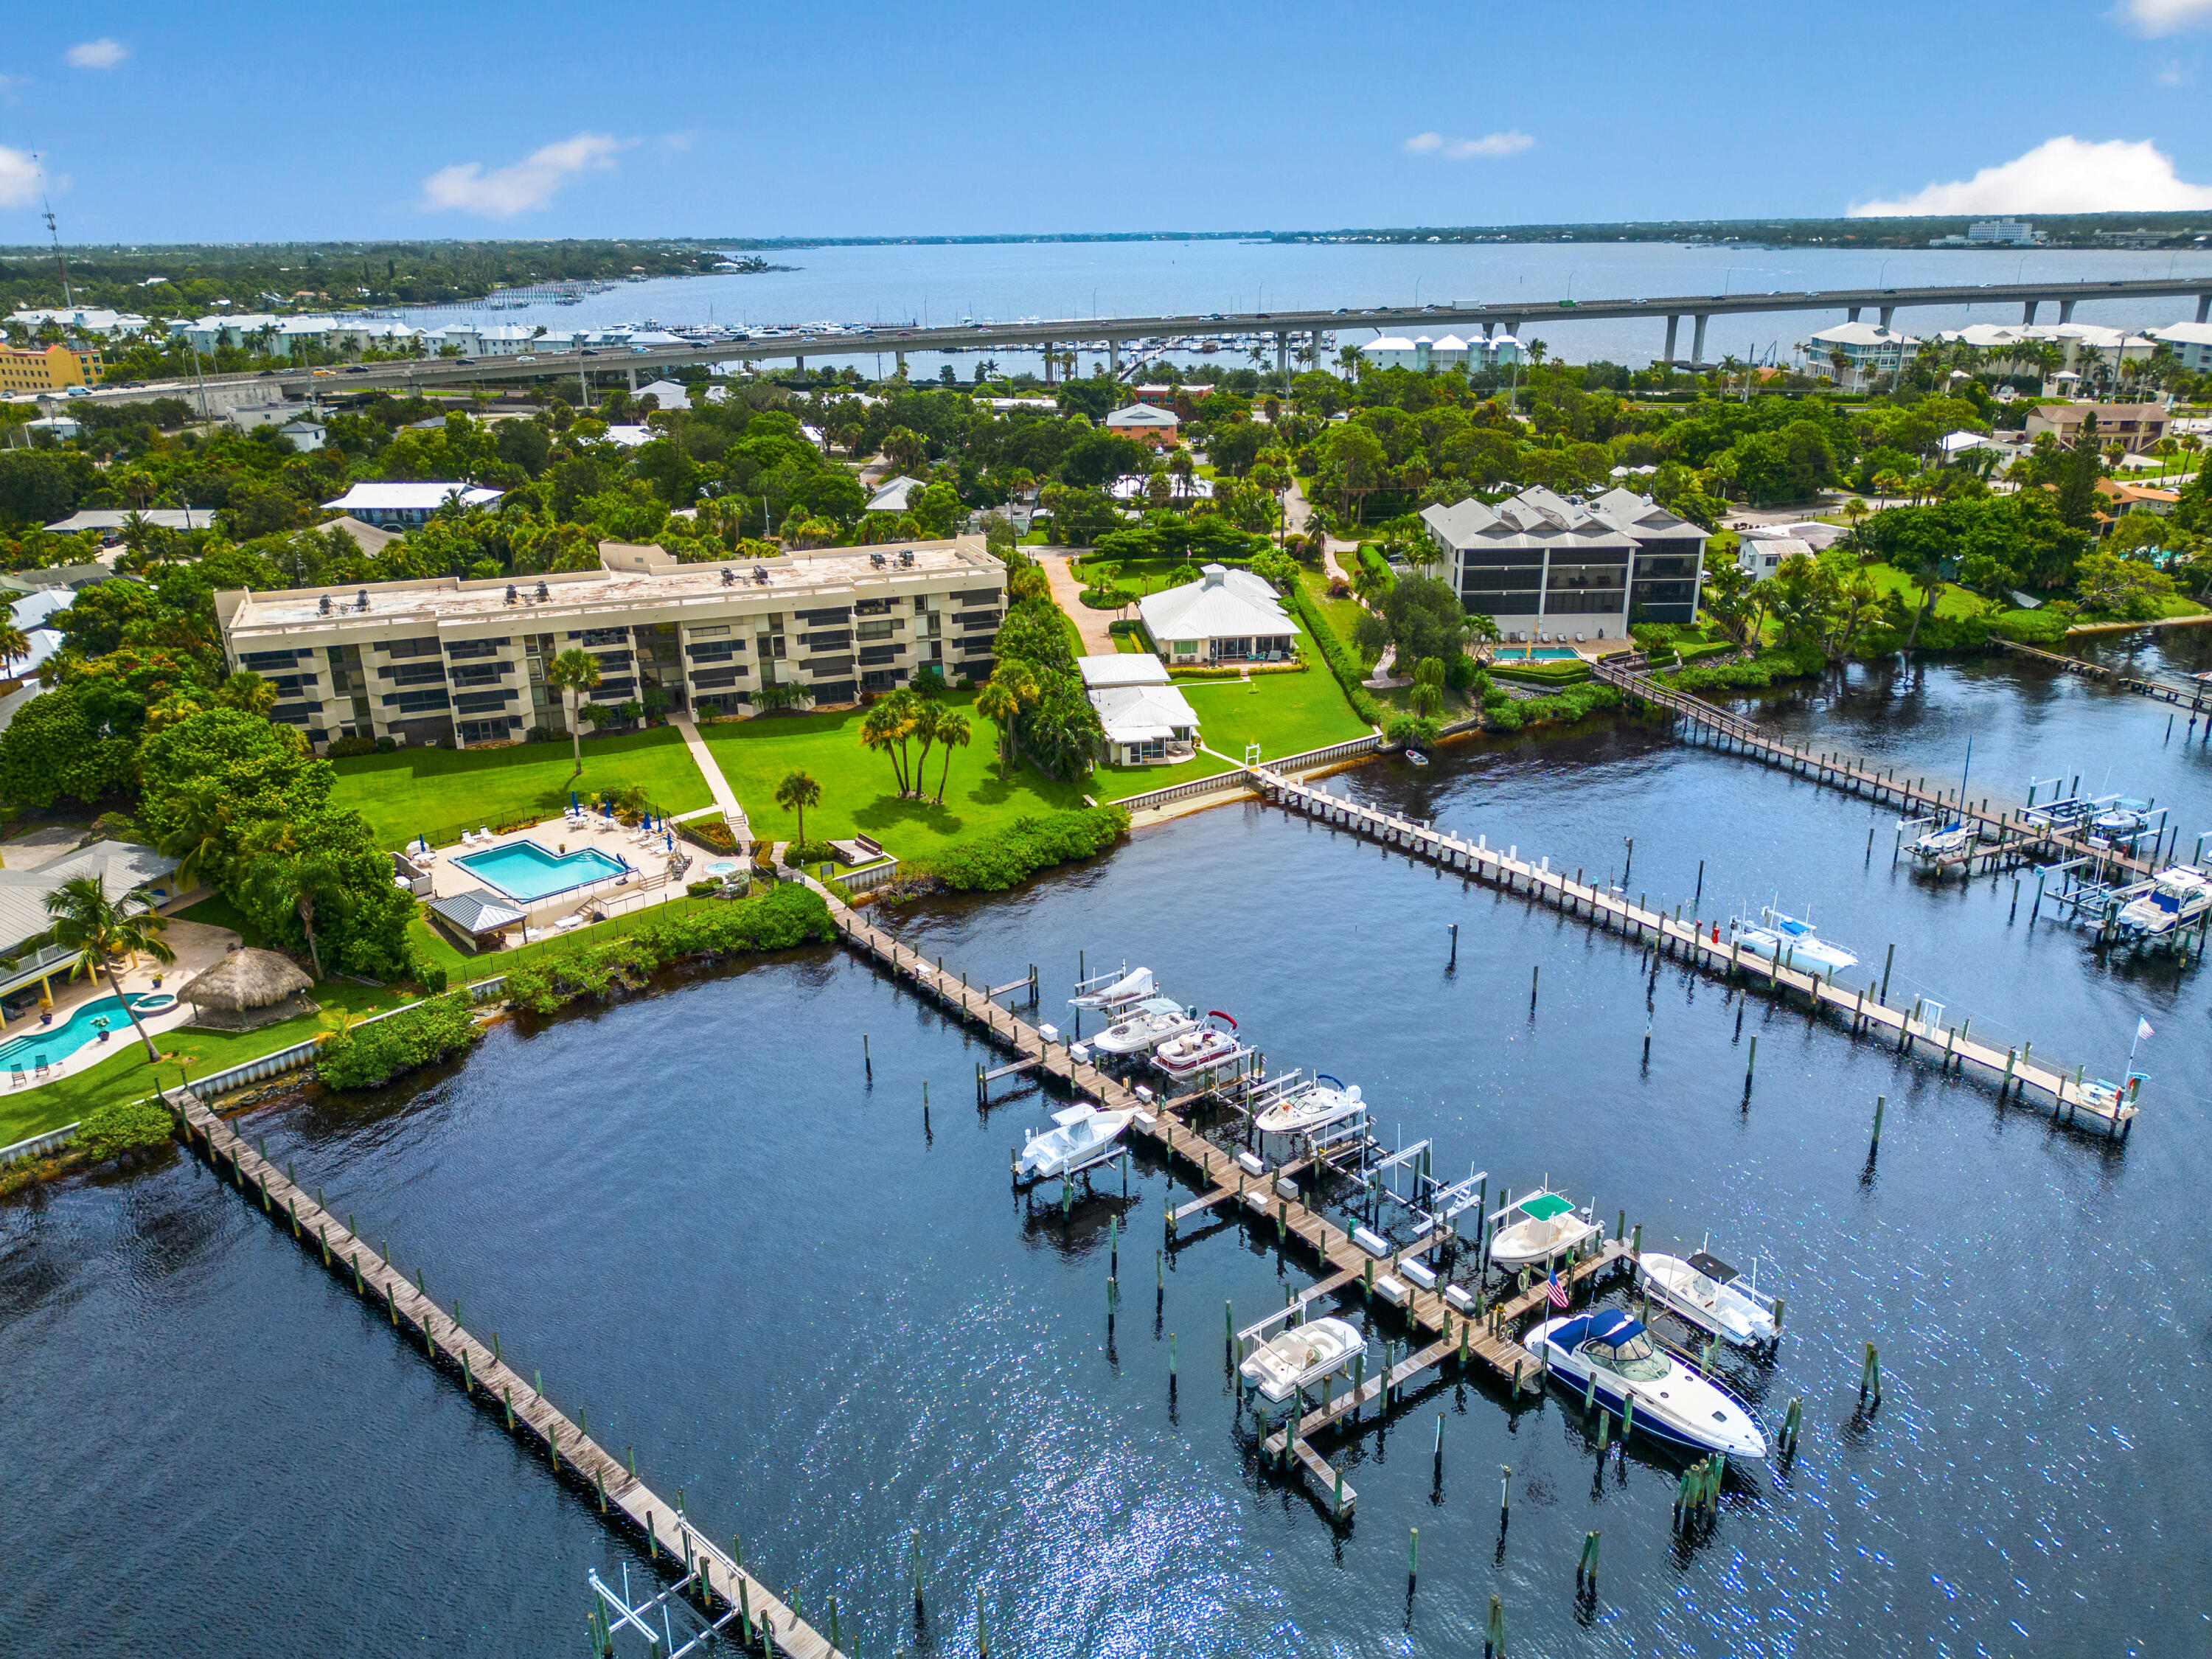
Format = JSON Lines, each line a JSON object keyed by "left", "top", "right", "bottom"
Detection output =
{"left": 407, "top": 240, "right": 2212, "bottom": 375}
{"left": 5, "top": 655, "right": 2209, "bottom": 1658}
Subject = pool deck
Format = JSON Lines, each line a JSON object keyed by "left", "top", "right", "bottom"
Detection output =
{"left": 1, "top": 915, "right": 243, "bottom": 1089}
{"left": 421, "top": 815, "right": 695, "bottom": 939}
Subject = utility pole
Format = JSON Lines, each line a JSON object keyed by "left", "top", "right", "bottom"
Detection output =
{"left": 40, "top": 181, "right": 75, "bottom": 310}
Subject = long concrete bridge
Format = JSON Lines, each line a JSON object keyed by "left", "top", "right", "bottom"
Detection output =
{"left": 85, "top": 273, "right": 2212, "bottom": 408}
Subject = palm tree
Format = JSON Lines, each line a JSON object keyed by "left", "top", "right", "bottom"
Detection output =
{"left": 975, "top": 678, "right": 1021, "bottom": 776}
{"left": 1351, "top": 558, "right": 1391, "bottom": 608}
{"left": 1460, "top": 611, "right": 1502, "bottom": 663}
{"left": 157, "top": 778, "right": 235, "bottom": 894}
{"left": 774, "top": 769, "right": 821, "bottom": 851}
{"left": 215, "top": 669, "right": 277, "bottom": 716}
{"left": 859, "top": 699, "right": 910, "bottom": 793}
{"left": 931, "top": 709, "right": 970, "bottom": 804}
{"left": 907, "top": 697, "right": 944, "bottom": 796}
{"left": 242, "top": 843, "right": 348, "bottom": 980}
{"left": 44, "top": 874, "right": 175, "bottom": 1063}
{"left": 0, "top": 619, "right": 29, "bottom": 682}
{"left": 545, "top": 648, "right": 602, "bottom": 771}
{"left": 1410, "top": 657, "right": 1446, "bottom": 718}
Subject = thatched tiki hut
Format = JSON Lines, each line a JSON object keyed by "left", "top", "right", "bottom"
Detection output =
{"left": 179, "top": 947, "right": 318, "bottom": 1032}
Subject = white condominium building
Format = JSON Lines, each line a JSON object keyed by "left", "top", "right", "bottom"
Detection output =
{"left": 214, "top": 537, "right": 1006, "bottom": 751}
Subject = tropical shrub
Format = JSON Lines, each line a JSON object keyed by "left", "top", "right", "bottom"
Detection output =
{"left": 318, "top": 994, "right": 479, "bottom": 1089}
{"left": 917, "top": 807, "right": 1129, "bottom": 891}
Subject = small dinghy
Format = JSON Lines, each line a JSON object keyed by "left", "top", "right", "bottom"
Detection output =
{"left": 1524, "top": 1308, "right": 1766, "bottom": 1460}
{"left": 1152, "top": 1012, "right": 1242, "bottom": 1078}
{"left": 1254, "top": 1074, "right": 1366, "bottom": 1137}
{"left": 1405, "top": 750, "right": 1430, "bottom": 767}
{"left": 1088, "top": 997, "right": 1200, "bottom": 1057}
{"left": 1239, "top": 1315, "right": 1366, "bottom": 1407}
{"left": 1487, "top": 1189, "right": 1600, "bottom": 1270}
{"left": 1636, "top": 1248, "right": 1779, "bottom": 1350}
{"left": 1017, "top": 1102, "right": 1135, "bottom": 1180}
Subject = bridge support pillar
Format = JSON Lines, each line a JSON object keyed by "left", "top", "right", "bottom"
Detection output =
{"left": 1276, "top": 332, "right": 1290, "bottom": 378}
{"left": 1690, "top": 313, "right": 1709, "bottom": 366}
{"left": 794, "top": 355, "right": 804, "bottom": 372}
{"left": 895, "top": 350, "right": 907, "bottom": 377}
{"left": 1663, "top": 315, "right": 1679, "bottom": 363}
{"left": 1043, "top": 341, "right": 1054, "bottom": 384}
{"left": 2197, "top": 293, "right": 2210, "bottom": 324}
{"left": 1846, "top": 306, "right": 1860, "bottom": 323}
{"left": 2022, "top": 299, "right": 2038, "bottom": 325}
{"left": 626, "top": 365, "right": 637, "bottom": 392}
{"left": 1110, "top": 338, "right": 1120, "bottom": 377}
{"left": 1877, "top": 306, "right": 1894, "bottom": 330}
{"left": 2058, "top": 299, "right": 2076, "bottom": 323}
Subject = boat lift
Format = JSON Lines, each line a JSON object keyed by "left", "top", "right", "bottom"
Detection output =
{"left": 586, "top": 1559, "right": 745, "bottom": 1658}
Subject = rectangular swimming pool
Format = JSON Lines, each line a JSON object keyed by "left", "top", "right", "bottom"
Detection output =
{"left": 451, "top": 841, "right": 628, "bottom": 902}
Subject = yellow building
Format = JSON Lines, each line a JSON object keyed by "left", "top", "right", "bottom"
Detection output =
{"left": 0, "top": 341, "right": 105, "bottom": 392}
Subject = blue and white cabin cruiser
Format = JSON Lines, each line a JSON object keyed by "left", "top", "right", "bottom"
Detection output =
{"left": 1635, "top": 1248, "right": 1779, "bottom": 1350}
{"left": 1728, "top": 908, "right": 1858, "bottom": 976}
{"left": 2118, "top": 868, "right": 2211, "bottom": 938}
{"left": 1017, "top": 1103, "right": 1136, "bottom": 1181}
{"left": 1486, "top": 1189, "right": 1601, "bottom": 1271}
{"left": 1525, "top": 1308, "right": 1767, "bottom": 1459}
{"left": 1086, "top": 998, "right": 1200, "bottom": 1057}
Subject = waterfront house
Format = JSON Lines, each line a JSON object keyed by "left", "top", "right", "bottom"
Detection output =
{"left": 1135, "top": 565, "right": 1295, "bottom": 665}
{"left": 1419, "top": 483, "right": 1708, "bottom": 638}
{"left": 1077, "top": 654, "right": 1199, "bottom": 765}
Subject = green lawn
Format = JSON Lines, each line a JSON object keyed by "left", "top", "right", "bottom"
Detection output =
{"left": 698, "top": 693, "right": 1091, "bottom": 864}
{"left": 1864, "top": 562, "right": 1985, "bottom": 619}
{"left": 329, "top": 727, "right": 712, "bottom": 850}
{"left": 1296, "top": 570, "right": 1374, "bottom": 667}
{"left": 1098, "top": 667, "right": 1371, "bottom": 797}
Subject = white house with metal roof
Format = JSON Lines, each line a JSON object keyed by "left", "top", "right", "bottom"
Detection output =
{"left": 1135, "top": 564, "right": 1295, "bottom": 665}
{"left": 320, "top": 483, "right": 506, "bottom": 528}
{"left": 1077, "top": 654, "right": 1200, "bottom": 765}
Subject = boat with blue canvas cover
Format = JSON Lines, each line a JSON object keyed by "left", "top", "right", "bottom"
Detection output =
{"left": 1523, "top": 1307, "right": 1767, "bottom": 1459}
{"left": 1728, "top": 907, "right": 1858, "bottom": 976}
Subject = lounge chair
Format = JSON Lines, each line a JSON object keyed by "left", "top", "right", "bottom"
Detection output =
{"left": 552, "top": 914, "right": 586, "bottom": 933}
{"left": 478, "top": 826, "right": 493, "bottom": 841}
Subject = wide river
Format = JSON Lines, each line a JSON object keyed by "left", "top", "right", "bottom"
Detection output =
{"left": 5, "top": 644, "right": 2210, "bottom": 1657}
{"left": 404, "top": 239, "right": 2212, "bottom": 377}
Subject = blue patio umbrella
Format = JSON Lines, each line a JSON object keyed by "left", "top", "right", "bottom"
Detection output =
{"left": 570, "top": 789, "right": 578, "bottom": 810}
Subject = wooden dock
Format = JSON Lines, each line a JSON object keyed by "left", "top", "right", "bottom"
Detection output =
{"left": 163, "top": 1088, "right": 842, "bottom": 1659}
{"left": 1986, "top": 633, "right": 2212, "bottom": 712}
{"left": 1593, "top": 658, "right": 2171, "bottom": 882}
{"left": 1248, "top": 769, "right": 2138, "bottom": 1135}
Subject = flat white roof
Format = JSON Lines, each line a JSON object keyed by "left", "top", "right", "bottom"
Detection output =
{"left": 1077, "top": 653, "right": 1171, "bottom": 689}
{"left": 321, "top": 483, "right": 506, "bottom": 512}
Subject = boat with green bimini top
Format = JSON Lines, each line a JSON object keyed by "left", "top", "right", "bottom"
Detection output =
{"left": 1486, "top": 1188, "right": 1601, "bottom": 1271}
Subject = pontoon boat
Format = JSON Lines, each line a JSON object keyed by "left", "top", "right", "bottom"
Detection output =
{"left": 1487, "top": 1190, "right": 1600, "bottom": 1270}
{"left": 1523, "top": 1309, "right": 1766, "bottom": 1459}
{"left": 1253, "top": 1074, "right": 1366, "bottom": 1137}
{"left": 1017, "top": 1103, "right": 1136, "bottom": 1180}
{"left": 1088, "top": 997, "right": 1200, "bottom": 1056}
{"left": 1239, "top": 1316, "right": 1366, "bottom": 1406}
{"left": 1152, "top": 1012, "right": 1241, "bottom": 1077}
{"left": 1635, "top": 1249, "right": 1779, "bottom": 1349}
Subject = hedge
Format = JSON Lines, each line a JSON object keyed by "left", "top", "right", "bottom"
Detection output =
{"left": 1656, "top": 644, "right": 1827, "bottom": 692}
{"left": 1489, "top": 660, "right": 1593, "bottom": 686}
{"left": 914, "top": 806, "right": 1130, "bottom": 892}
{"left": 1287, "top": 582, "right": 1383, "bottom": 726}
{"left": 74, "top": 1096, "right": 178, "bottom": 1159}
{"left": 1986, "top": 608, "right": 2070, "bottom": 646}
{"left": 503, "top": 884, "right": 837, "bottom": 1015}
{"left": 318, "top": 993, "right": 481, "bottom": 1090}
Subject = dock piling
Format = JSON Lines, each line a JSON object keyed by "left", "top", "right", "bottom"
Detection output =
{"left": 1871, "top": 1093, "right": 1885, "bottom": 1147}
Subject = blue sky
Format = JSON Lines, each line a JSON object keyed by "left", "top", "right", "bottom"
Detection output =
{"left": 3, "top": 1, "right": 2211, "bottom": 242}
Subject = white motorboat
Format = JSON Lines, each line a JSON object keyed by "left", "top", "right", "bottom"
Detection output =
{"left": 1239, "top": 1315, "right": 1366, "bottom": 1406}
{"left": 2088, "top": 799, "right": 2152, "bottom": 846}
{"left": 1088, "top": 997, "right": 1200, "bottom": 1057}
{"left": 1728, "top": 908, "right": 1858, "bottom": 976}
{"left": 1635, "top": 1249, "right": 1779, "bottom": 1350}
{"left": 1017, "top": 1102, "right": 1136, "bottom": 1180}
{"left": 1151, "top": 1012, "right": 1242, "bottom": 1078}
{"left": 1524, "top": 1309, "right": 1767, "bottom": 1460}
{"left": 1486, "top": 1189, "right": 1600, "bottom": 1270}
{"left": 1070, "top": 965, "right": 1155, "bottom": 1011}
{"left": 1907, "top": 820, "right": 1975, "bottom": 866}
{"left": 2118, "top": 867, "right": 2212, "bottom": 937}
{"left": 1253, "top": 1074, "right": 1366, "bottom": 1137}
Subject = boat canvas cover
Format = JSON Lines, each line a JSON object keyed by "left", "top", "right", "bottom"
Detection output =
{"left": 1548, "top": 1309, "right": 1646, "bottom": 1351}
{"left": 1686, "top": 1251, "right": 1739, "bottom": 1284}
{"left": 1520, "top": 1193, "right": 1576, "bottom": 1221}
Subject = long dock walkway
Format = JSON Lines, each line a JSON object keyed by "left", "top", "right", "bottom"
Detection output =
{"left": 1986, "top": 633, "right": 2212, "bottom": 712}
{"left": 1246, "top": 769, "right": 2137, "bottom": 1135}
{"left": 1593, "top": 658, "right": 2171, "bottom": 883}
{"left": 164, "top": 1087, "right": 840, "bottom": 1659}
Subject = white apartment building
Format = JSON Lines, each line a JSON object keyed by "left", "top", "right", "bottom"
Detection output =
{"left": 214, "top": 536, "right": 1006, "bottom": 750}
{"left": 2149, "top": 321, "right": 2212, "bottom": 372}
{"left": 1804, "top": 322, "right": 1920, "bottom": 390}
{"left": 1361, "top": 333, "right": 1523, "bottom": 372}
{"left": 1419, "top": 485, "right": 1709, "bottom": 638}
{"left": 7, "top": 307, "right": 151, "bottom": 337}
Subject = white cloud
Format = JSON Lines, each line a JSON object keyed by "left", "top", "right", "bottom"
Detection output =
{"left": 2121, "top": 0, "right": 2212, "bottom": 35}
{"left": 2155, "top": 60, "right": 2188, "bottom": 82}
{"left": 1405, "top": 129, "right": 1534, "bottom": 161}
{"left": 1848, "top": 135, "right": 2212, "bottom": 215}
{"left": 0, "top": 145, "right": 41, "bottom": 209}
{"left": 661, "top": 131, "right": 696, "bottom": 152}
{"left": 419, "top": 131, "right": 633, "bottom": 217}
{"left": 65, "top": 38, "right": 128, "bottom": 70}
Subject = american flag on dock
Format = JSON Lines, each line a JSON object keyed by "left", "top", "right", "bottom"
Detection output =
{"left": 1546, "top": 1270, "right": 1569, "bottom": 1310}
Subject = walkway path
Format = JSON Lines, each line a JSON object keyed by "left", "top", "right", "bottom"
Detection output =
{"left": 1284, "top": 479, "right": 1352, "bottom": 582}
{"left": 670, "top": 714, "right": 750, "bottom": 844}
{"left": 1036, "top": 549, "right": 1122, "bottom": 655}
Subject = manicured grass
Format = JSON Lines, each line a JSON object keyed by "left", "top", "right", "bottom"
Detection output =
{"left": 1098, "top": 668, "right": 1371, "bottom": 797}
{"left": 0, "top": 978, "right": 408, "bottom": 1149}
{"left": 329, "top": 727, "right": 712, "bottom": 850}
{"left": 1864, "top": 562, "right": 1985, "bottom": 620}
{"left": 698, "top": 693, "right": 1091, "bottom": 866}
{"left": 1296, "top": 569, "right": 1374, "bottom": 667}
{"left": 404, "top": 894, "right": 748, "bottom": 984}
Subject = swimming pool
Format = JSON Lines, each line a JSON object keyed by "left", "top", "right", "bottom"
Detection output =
{"left": 451, "top": 841, "right": 628, "bottom": 902}
{"left": 0, "top": 992, "right": 171, "bottom": 1071}
{"left": 1495, "top": 647, "right": 1582, "bottom": 661}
